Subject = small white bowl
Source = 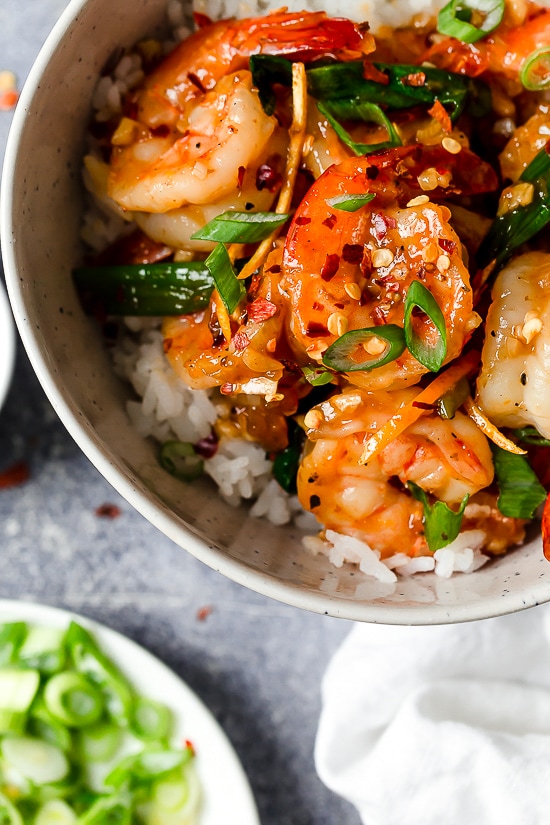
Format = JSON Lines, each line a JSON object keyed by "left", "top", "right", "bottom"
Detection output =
{"left": 0, "top": 281, "right": 15, "bottom": 410}
{"left": 3, "top": 0, "right": 550, "bottom": 623}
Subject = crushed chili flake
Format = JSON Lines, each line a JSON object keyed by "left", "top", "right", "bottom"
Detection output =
{"left": 256, "top": 163, "right": 282, "bottom": 192}
{"left": 0, "top": 461, "right": 30, "bottom": 490}
{"left": 372, "top": 305, "right": 388, "bottom": 325}
{"left": 401, "top": 71, "right": 426, "bottom": 87}
{"left": 428, "top": 99, "right": 452, "bottom": 134}
{"left": 342, "top": 243, "right": 364, "bottom": 264}
{"left": 321, "top": 253, "right": 340, "bottom": 281}
{"left": 247, "top": 297, "right": 277, "bottom": 322}
{"left": 237, "top": 165, "right": 246, "bottom": 188}
{"left": 233, "top": 331, "right": 250, "bottom": 352}
{"left": 372, "top": 213, "right": 388, "bottom": 240}
{"left": 438, "top": 237, "right": 456, "bottom": 254}
{"left": 312, "top": 301, "right": 324, "bottom": 311}
{"left": 220, "top": 382, "right": 234, "bottom": 395}
{"left": 194, "top": 432, "right": 219, "bottom": 458}
{"left": 412, "top": 401, "right": 437, "bottom": 411}
{"left": 296, "top": 216, "right": 312, "bottom": 226}
{"left": 163, "top": 338, "right": 173, "bottom": 354}
{"left": 95, "top": 503, "right": 121, "bottom": 519}
{"left": 322, "top": 213, "right": 337, "bottom": 229}
{"left": 362, "top": 61, "right": 389, "bottom": 85}
{"left": 196, "top": 605, "right": 213, "bottom": 621}
{"left": 193, "top": 11, "right": 212, "bottom": 27}
{"left": 306, "top": 321, "right": 330, "bottom": 337}
{"left": 184, "top": 739, "right": 197, "bottom": 756}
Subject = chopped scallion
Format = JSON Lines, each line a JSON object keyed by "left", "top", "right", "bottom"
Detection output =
{"left": 301, "top": 365, "right": 335, "bottom": 386}
{"left": 159, "top": 441, "right": 204, "bottom": 483}
{"left": 519, "top": 46, "right": 550, "bottom": 91}
{"left": 403, "top": 280, "right": 447, "bottom": 372}
{"left": 325, "top": 193, "right": 376, "bottom": 212}
{"left": 191, "top": 211, "right": 289, "bottom": 243}
{"left": 44, "top": 672, "right": 103, "bottom": 728}
{"left": 512, "top": 426, "right": 550, "bottom": 447}
{"left": 491, "top": 444, "right": 546, "bottom": 519}
{"left": 322, "top": 325, "right": 407, "bottom": 372}
{"left": 408, "top": 482, "right": 469, "bottom": 551}
{"left": 317, "top": 100, "right": 402, "bottom": 157}
{"left": 205, "top": 244, "right": 246, "bottom": 314}
{"left": 437, "top": 0, "right": 504, "bottom": 43}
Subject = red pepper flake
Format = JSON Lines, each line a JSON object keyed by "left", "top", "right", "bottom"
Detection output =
{"left": 541, "top": 493, "right": 550, "bottom": 562}
{"left": 312, "top": 301, "right": 324, "bottom": 311}
{"left": 193, "top": 11, "right": 213, "bottom": 27}
{"left": 372, "top": 306, "right": 387, "bottom": 325}
{"left": 95, "top": 503, "right": 121, "bottom": 519}
{"left": 237, "top": 165, "right": 246, "bottom": 188}
{"left": 321, "top": 253, "right": 340, "bottom": 281}
{"left": 0, "top": 461, "right": 30, "bottom": 490}
{"left": 438, "top": 237, "right": 456, "bottom": 254}
{"left": 187, "top": 71, "right": 207, "bottom": 93}
{"left": 401, "top": 71, "right": 426, "bottom": 87}
{"left": 342, "top": 243, "right": 364, "bottom": 264}
{"left": 306, "top": 321, "right": 330, "bottom": 337}
{"left": 372, "top": 213, "right": 388, "bottom": 240}
{"left": 196, "top": 605, "right": 213, "bottom": 621}
{"left": 233, "top": 331, "right": 250, "bottom": 352}
{"left": 0, "top": 90, "right": 19, "bottom": 111}
{"left": 256, "top": 164, "right": 282, "bottom": 192}
{"left": 163, "top": 338, "right": 173, "bottom": 353}
{"left": 428, "top": 99, "right": 452, "bottom": 134}
{"left": 194, "top": 432, "right": 219, "bottom": 458}
{"left": 322, "top": 214, "right": 337, "bottom": 229}
{"left": 247, "top": 297, "right": 277, "bottom": 322}
{"left": 220, "top": 383, "right": 234, "bottom": 395}
{"left": 362, "top": 61, "right": 389, "bottom": 84}
{"left": 296, "top": 216, "right": 312, "bottom": 226}
{"left": 185, "top": 739, "right": 196, "bottom": 756}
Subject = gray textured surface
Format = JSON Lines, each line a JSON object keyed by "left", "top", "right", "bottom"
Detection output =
{"left": 0, "top": 2, "right": 361, "bottom": 823}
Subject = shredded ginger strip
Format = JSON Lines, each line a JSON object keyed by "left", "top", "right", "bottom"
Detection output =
{"left": 359, "top": 351, "right": 480, "bottom": 465}
{"left": 463, "top": 398, "right": 527, "bottom": 455}
{"left": 235, "top": 61, "right": 308, "bottom": 281}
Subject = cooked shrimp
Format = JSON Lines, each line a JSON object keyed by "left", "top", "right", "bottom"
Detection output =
{"left": 298, "top": 385, "right": 495, "bottom": 557}
{"left": 162, "top": 247, "right": 288, "bottom": 394}
{"left": 477, "top": 251, "right": 550, "bottom": 439}
{"left": 499, "top": 110, "right": 550, "bottom": 182}
{"left": 423, "top": 7, "right": 550, "bottom": 80}
{"left": 109, "top": 71, "right": 281, "bottom": 213}
{"left": 107, "top": 11, "right": 367, "bottom": 214}
{"left": 280, "top": 152, "right": 480, "bottom": 390}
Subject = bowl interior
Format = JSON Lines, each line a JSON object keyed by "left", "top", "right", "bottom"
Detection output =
{"left": 3, "top": 0, "right": 550, "bottom": 623}
{"left": 0, "top": 282, "right": 15, "bottom": 410}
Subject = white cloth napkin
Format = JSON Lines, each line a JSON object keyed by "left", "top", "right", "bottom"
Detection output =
{"left": 315, "top": 607, "right": 550, "bottom": 825}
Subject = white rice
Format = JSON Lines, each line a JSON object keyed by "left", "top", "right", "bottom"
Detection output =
{"left": 83, "top": 0, "right": 496, "bottom": 580}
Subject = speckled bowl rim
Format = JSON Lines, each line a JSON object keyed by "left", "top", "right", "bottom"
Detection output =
{"left": 0, "top": 281, "right": 15, "bottom": 412}
{"left": 2, "top": 0, "right": 550, "bottom": 625}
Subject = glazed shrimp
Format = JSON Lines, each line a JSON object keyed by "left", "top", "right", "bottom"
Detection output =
{"left": 162, "top": 247, "right": 288, "bottom": 394}
{"left": 107, "top": 11, "right": 367, "bottom": 214}
{"left": 298, "top": 386, "right": 495, "bottom": 557}
{"left": 422, "top": 7, "right": 550, "bottom": 80}
{"left": 499, "top": 110, "right": 550, "bottom": 183}
{"left": 476, "top": 252, "right": 550, "bottom": 439}
{"left": 280, "top": 152, "right": 481, "bottom": 391}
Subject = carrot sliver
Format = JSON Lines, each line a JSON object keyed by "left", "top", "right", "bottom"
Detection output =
{"left": 358, "top": 350, "right": 480, "bottom": 465}
{"left": 463, "top": 398, "right": 526, "bottom": 455}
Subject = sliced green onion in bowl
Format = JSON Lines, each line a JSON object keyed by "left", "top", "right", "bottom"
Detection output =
{"left": 512, "top": 426, "right": 550, "bottom": 447}
{"left": 317, "top": 100, "right": 402, "bottom": 157}
{"left": 44, "top": 672, "right": 103, "bottom": 728}
{"left": 18, "top": 626, "right": 66, "bottom": 674}
{"left": 325, "top": 193, "right": 376, "bottom": 212}
{"left": 407, "top": 482, "right": 469, "bottom": 551}
{"left": 0, "top": 668, "right": 40, "bottom": 734}
{"left": 78, "top": 721, "right": 122, "bottom": 763}
{"left": 2, "top": 736, "right": 69, "bottom": 785}
{"left": 205, "top": 244, "right": 246, "bottom": 315}
{"left": 76, "top": 795, "right": 131, "bottom": 825}
{"left": 437, "top": 0, "right": 504, "bottom": 43}
{"left": 491, "top": 444, "right": 547, "bottom": 519}
{"left": 301, "top": 365, "right": 335, "bottom": 386}
{"left": 0, "top": 623, "right": 27, "bottom": 666}
{"left": 403, "top": 280, "right": 447, "bottom": 372}
{"left": 0, "top": 790, "right": 23, "bottom": 825}
{"left": 131, "top": 697, "right": 172, "bottom": 742}
{"left": 436, "top": 376, "right": 470, "bottom": 419}
{"left": 322, "top": 325, "right": 407, "bottom": 372}
{"left": 191, "top": 211, "right": 289, "bottom": 243}
{"left": 34, "top": 799, "right": 77, "bottom": 825}
{"left": 159, "top": 441, "right": 204, "bottom": 483}
{"left": 520, "top": 46, "right": 550, "bottom": 90}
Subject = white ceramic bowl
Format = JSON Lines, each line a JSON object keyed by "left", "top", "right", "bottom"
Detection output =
{"left": 3, "top": 0, "right": 550, "bottom": 624}
{"left": 0, "top": 281, "right": 15, "bottom": 410}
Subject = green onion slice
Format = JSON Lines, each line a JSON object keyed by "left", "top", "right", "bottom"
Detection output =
{"left": 437, "top": 0, "right": 504, "bottom": 43}
{"left": 0, "top": 791, "right": 23, "bottom": 825}
{"left": 0, "top": 623, "right": 27, "bottom": 666}
{"left": 73, "top": 261, "right": 214, "bottom": 317}
{"left": 437, "top": 376, "right": 470, "bottom": 419}
{"left": 79, "top": 722, "right": 123, "bottom": 763}
{"left": 520, "top": 46, "right": 550, "bottom": 91}
{"left": 191, "top": 211, "right": 289, "bottom": 243}
{"left": 512, "top": 426, "right": 550, "bottom": 447}
{"left": 322, "top": 325, "right": 406, "bottom": 372}
{"left": 205, "top": 244, "right": 245, "bottom": 315}
{"left": 317, "top": 99, "right": 402, "bottom": 157}
{"left": 301, "top": 365, "right": 335, "bottom": 386}
{"left": 404, "top": 280, "right": 447, "bottom": 372}
{"left": 44, "top": 672, "right": 104, "bottom": 728}
{"left": 325, "top": 193, "right": 376, "bottom": 212}
{"left": 521, "top": 143, "right": 550, "bottom": 182}
{"left": 131, "top": 697, "right": 172, "bottom": 742}
{"left": 272, "top": 419, "right": 306, "bottom": 495}
{"left": 159, "top": 441, "right": 204, "bottom": 482}
{"left": 408, "top": 482, "right": 469, "bottom": 551}
{"left": 76, "top": 795, "right": 131, "bottom": 825}
{"left": 491, "top": 444, "right": 546, "bottom": 519}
